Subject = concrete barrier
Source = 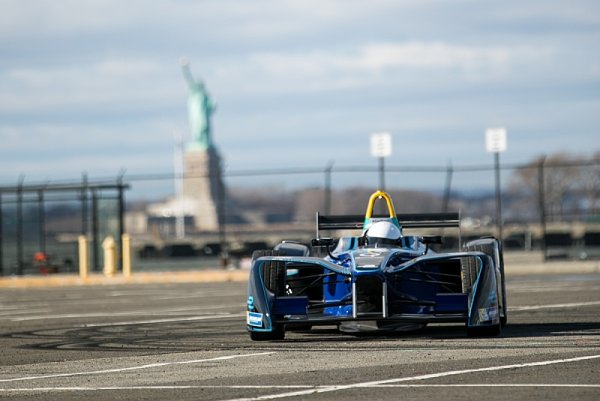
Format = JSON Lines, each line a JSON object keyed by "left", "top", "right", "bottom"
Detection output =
{"left": 0, "top": 269, "right": 250, "bottom": 288}
{"left": 78, "top": 235, "right": 89, "bottom": 279}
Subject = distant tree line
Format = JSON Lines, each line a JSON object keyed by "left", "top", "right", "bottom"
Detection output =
{"left": 507, "top": 151, "right": 600, "bottom": 223}
{"left": 228, "top": 151, "right": 600, "bottom": 226}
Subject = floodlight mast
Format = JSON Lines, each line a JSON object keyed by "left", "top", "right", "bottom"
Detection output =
{"left": 485, "top": 127, "right": 507, "bottom": 244}
{"left": 173, "top": 130, "right": 185, "bottom": 239}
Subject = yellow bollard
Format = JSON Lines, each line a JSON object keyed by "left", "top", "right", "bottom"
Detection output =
{"left": 122, "top": 234, "right": 132, "bottom": 278}
{"left": 102, "top": 236, "right": 117, "bottom": 277}
{"left": 78, "top": 235, "right": 89, "bottom": 279}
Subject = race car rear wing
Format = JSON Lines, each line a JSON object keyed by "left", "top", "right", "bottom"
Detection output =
{"left": 315, "top": 212, "right": 461, "bottom": 238}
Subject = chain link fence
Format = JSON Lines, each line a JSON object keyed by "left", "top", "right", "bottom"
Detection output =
{"left": 1, "top": 156, "right": 599, "bottom": 275}
{"left": 0, "top": 179, "right": 127, "bottom": 276}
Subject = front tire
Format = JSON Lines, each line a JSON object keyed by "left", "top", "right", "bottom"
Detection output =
{"left": 250, "top": 325, "right": 285, "bottom": 341}
{"left": 467, "top": 323, "right": 501, "bottom": 337}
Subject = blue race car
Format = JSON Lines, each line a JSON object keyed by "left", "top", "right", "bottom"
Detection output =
{"left": 246, "top": 190, "right": 507, "bottom": 340}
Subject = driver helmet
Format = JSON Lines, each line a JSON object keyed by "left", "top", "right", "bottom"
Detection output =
{"left": 365, "top": 221, "right": 402, "bottom": 248}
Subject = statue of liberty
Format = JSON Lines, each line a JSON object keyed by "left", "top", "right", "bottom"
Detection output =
{"left": 181, "top": 58, "right": 216, "bottom": 150}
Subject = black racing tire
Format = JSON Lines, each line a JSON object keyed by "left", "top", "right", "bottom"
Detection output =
{"left": 460, "top": 256, "right": 479, "bottom": 294}
{"left": 249, "top": 324, "right": 285, "bottom": 341}
{"left": 266, "top": 259, "right": 286, "bottom": 296}
{"left": 252, "top": 250, "right": 285, "bottom": 295}
{"left": 497, "top": 244, "right": 508, "bottom": 327}
{"left": 467, "top": 322, "right": 501, "bottom": 337}
{"left": 251, "top": 249, "right": 281, "bottom": 262}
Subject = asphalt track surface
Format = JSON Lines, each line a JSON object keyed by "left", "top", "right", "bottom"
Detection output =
{"left": 0, "top": 274, "right": 599, "bottom": 400}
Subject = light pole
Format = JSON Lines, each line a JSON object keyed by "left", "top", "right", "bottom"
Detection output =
{"left": 173, "top": 131, "right": 185, "bottom": 239}
{"left": 485, "top": 127, "right": 507, "bottom": 244}
{"left": 324, "top": 161, "right": 334, "bottom": 215}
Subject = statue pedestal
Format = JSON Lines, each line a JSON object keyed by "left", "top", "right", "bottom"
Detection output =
{"left": 182, "top": 147, "right": 223, "bottom": 231}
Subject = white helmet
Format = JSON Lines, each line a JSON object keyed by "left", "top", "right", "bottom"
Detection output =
{"left": 365, "top": 221, "right": 402, "bottom": 248}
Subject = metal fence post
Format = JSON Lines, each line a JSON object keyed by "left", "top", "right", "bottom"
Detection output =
{"left": 217, "top": 166, "right": 228, "bottom": 268}
{"left": 16, "top": 177, "right": 24, "bottom": 275}
{"left": 0, "top": 193, "right": 3, "bottom": 276}
{"left": 494, "top": 152, "right": 503, "bottom": 244}
{"left": 81, "top": 173, "right": 88, "bottom": 237}
{"left": 117, "top": 178, "right": 125, "bottom": 271}
{"left": 324, "top": 162, "right": 333, "bottom": 215}
{"left": 442, "top": 162, "right": 453, "bottom": 212}
{"left": 37, "top": 189, "right": 46, "bottom": 256}
{"left": 538, "top": 156, "right": 547, "bottom": 261}
{"left": 91, "top": 188, "right": 99, "bottom": 272}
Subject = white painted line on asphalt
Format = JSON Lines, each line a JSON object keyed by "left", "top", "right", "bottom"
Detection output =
{"left": 2, "top": 384, "right": 600, "bottom": 393}
{"left": 509, "top": 285, "right": 600, "bottom": 294}
{"left": 6, "top": 305, "right": 245, "bottom": 322}
{"left": 8, "top": 311, "right": 154, "bottom": 321}
{"left": 373, "top": 383, "right": 600, "bottom": 388}
{"left": 509, "top": 301, "right": 600, "bottom": 311}
{"left": 0, "top": 306, "right": 29, "bottom": 311}
{"left": 0, "top": 352, "right": 275, "bottom": 383}
{"left": 82, "top": 313, "right": 245, "bottom": 327}
{"left": 0, "top": 308, "right": 51, "bottom": 317}
{"left": 0, "top": 386, "right": 307, "bottom": 392}
{"left": 220, "top": 354, "right": 600, "bottom": 401}
{"left": 154, "top": 292, "right": 247, "bottom": 301}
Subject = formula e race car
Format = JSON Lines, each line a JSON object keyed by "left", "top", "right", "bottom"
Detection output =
{"left": 246, "top": 190, "right": 507, "bottom": 340}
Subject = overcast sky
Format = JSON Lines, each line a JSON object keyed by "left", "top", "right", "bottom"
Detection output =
{"left": 1, "top": 0, "right": 599, "bottom": 193}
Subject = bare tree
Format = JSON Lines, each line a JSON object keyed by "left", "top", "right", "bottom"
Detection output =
{"left": 581, "top": 151, "right": 600, "bottom": 214}
{"left": 508, "top": 153, "right": 590, "bottom": 222}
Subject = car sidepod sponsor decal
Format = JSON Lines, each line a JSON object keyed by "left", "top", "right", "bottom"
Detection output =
{"left": 247, "top": 311, "right": 263, "bottom": 327}
{"left": 478, "top": 306, "right": 498, "bottom": 322}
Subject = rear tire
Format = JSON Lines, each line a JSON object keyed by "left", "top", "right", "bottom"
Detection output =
{"left": 251, "top": 250, "right": 285, "bottom": 295}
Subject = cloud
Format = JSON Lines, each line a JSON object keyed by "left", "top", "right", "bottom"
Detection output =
{"left": 0, "top": 0, "right": 598, "bottom": 192}
{"left": 359, "top": 42, "right": 521, "bottom": 75}
{"left": 1, "top": 59, "right": 179, "bottom": 115}
{"left": 0, "top": 119, "right": 178, "bottom": 182}
{"left": 226, "top": 41, "right": 556, "bottom": 95}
